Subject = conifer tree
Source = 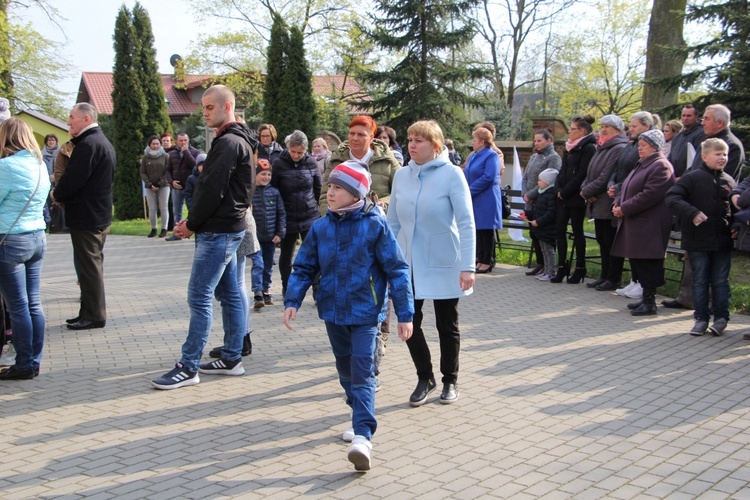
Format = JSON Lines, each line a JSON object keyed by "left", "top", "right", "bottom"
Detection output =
{"left": 673, "top": 0, "right": 750, "bottom": 145}
{"left": 277, "top": 26, "right": 316, "bottom": 140}
{"left": 133, "top": 2, "right": 171, "bottom": 137}
{"left": 357, "top": 0, "right": 486, "bottom": 138}
{"left": 112, "top": 5, "right": 147, "bottom": 220}
{"left": 263, "top": 14, "right": 288, "bottom": 130}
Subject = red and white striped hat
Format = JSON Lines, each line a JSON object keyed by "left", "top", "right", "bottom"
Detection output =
{"left": 328, "top": 161, "right": 371, "bottom": 199}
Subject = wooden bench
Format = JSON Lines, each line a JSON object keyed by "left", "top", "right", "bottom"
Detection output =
{"left": 495, "top": 187, "right": 534, "bottom": 267}
{"left": 567, "top": 229, "right": 686, "bottom": 284}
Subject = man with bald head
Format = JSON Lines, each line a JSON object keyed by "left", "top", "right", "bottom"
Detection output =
{"left": 52, "top": 103, "right": 115, "bottom": 330}
{"left": 152, "top": 85, "right": 256, "bottom": 390}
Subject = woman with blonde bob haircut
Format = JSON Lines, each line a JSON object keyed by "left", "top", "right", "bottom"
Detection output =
{"left": 387, "top": 120, "right": 476, "bottom": 406}
{"left": 0, "top": 117, "right": 51, "bottom": 380}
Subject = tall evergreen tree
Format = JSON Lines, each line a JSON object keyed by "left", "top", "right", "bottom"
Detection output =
{"left": 673, "top": 0, "right": 750, "bottom": 145}
{"left": 277, "top": 26, "right": 316, "bottom": 140}
{"left": 112, "top": 5, "right": 147, "bottom": 220}
{"left": 132, "top": 2, "right": 171, "bottom": 137}
{"left": 357, "top": 0, "right": 486, "bottom": 138}
{"left": 263, "top": 14, "right": 288, "bottom": 130}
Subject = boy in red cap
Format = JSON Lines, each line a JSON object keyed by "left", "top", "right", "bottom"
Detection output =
{"left": 283, "top": 161, "right": 414, "bottom": 471}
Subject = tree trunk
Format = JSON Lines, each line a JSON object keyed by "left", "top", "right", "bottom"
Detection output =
{"left": 0, "top": 0, "right": 13, "bottom": 101}
{"left": 642, "top": 0, "right": 687, "bottom": 111}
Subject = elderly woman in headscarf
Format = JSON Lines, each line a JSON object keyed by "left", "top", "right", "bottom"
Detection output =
{"left": 610, "top": 129, "right": 675, "bottom": 316}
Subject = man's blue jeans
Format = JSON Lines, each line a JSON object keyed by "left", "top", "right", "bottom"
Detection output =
{"left": 688, "top": 249, "right": 731, "bottom": 323}
{"left": 180, "top": 231, "right": 245, "bottom": 371}
{"left": 172, "top": 188, "right": 186, "bottom": 224}
{"left": 256, "top": 241, "right": 276, "bottom": 291}
{"left": 0, "top": 231, "right": 46, "bottom": 371}
{"left": 325, "top": 322, "right": 377, "bottom": 441}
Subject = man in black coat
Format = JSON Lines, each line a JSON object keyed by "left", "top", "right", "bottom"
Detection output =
{"left": 51, "top": 103, "right": 115, "bottom": 330}
{"left": 668, "top": 104, "right": 706, "bottom": 179}
{"left": 689, "top": 104, "right": 745, "bottom": 180}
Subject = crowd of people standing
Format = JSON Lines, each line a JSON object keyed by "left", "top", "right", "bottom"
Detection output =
{"left": 3, "top": 86, "right": 750, "bottom": 473}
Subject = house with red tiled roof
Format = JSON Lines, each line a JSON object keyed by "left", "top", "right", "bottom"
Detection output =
{"left": 76, "top": 72, "right": 367, "bottom": 123}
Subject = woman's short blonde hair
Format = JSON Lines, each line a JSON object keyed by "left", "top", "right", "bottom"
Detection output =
{"left": 473, "top": 127, "right": 494, "bottom": 148}
{"left": 407, "top": 120, "right": 444, "bottom": 151}
{"left": 312, "top": 137, "right": 329, "bottom": 151}
{"left": 0, "top": 117, "right": 42, "bottom": 162}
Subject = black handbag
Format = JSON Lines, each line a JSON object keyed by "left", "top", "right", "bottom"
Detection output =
{"left": 501, "top": 190, "right": 511, "bottom": 219}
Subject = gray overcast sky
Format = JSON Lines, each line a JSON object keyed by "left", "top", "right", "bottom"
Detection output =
{"left": 26, "top": 0, "right": 207, "bottom": 107}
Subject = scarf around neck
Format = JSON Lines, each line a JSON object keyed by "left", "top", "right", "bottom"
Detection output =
{"left": 144, "top": 146, "right": 167, "bottom": 158}
{"left": 565, "top": 135, "right": 586, "bottom": 152}
{"left": 330, "top": 199, "right": 364, "bottom": 215}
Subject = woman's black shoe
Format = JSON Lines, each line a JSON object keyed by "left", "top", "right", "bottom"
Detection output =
{"left": 159, "top": 229, "right": 167, "bottom": 238}
{"left": 409, "top": 378, "right": 436, "bottom": 407}
{"left": 550, "top": 262, "right": 570, "bottom": 283}
{"left": 147, "top": 229, "right": 157, "bottom": 238}
{"left": 567, "top": 267, "right": 586, "bottom": 284}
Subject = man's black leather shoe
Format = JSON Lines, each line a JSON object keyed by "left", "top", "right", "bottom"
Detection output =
{"left": 661, "top": 299, "right": 687, "bottom": 309}
{"left": 586, "top": 278, "right": 606, "bottom": 289}
{"left": 595, "top": 280, "right": 620, "bottom": 291}
{"left": 0, "top": 365, "right": 35, "bottom": 380}
{"left": 67, "top": 319, "right": 106, "bottom": 330}
{"left": 65, "top": 316, "right": 80, "bottom": 325}
{"left": 409, "top": 378, "right": 436, "bottom": 407}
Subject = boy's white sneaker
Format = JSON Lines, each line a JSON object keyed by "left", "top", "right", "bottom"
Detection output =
{"left": 347, "top": 435, "right": 372, "bottom": 471}
{"left": 624, "top": 282, "right": 643, "bottom": 299}
{"left": 342, "top": 427, "right": 355, "bottom": 442}
{"left": 616, "top": 281, "right": 635, "bottom": 296}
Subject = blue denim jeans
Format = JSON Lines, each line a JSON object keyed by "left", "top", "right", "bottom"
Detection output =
{"left": 257, "top": 241, "right": 276, "bottom": 291}
{"left": 180, "top": 231, "right": 245, "bottom": 371}
{"left": 172, "top": 188, "right": 186, "bottom": 224}
{"left": 688, "top": 249, "right": 731, "bottom": 322}
{"left": 236, "top": 254, "right": 251, "bottom": 335}
{"left": 248, "top": 250, "right": 264, "bottom": 293}
{"left": 0, "top": 231, "right": 46, "bottom": 371}
{"left": 325, "top": 322, "right": 377, "bottom": 440}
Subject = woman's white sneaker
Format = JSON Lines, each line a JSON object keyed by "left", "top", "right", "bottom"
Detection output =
{"left": 616, "top": 281, "right": 635, "bottom": 296}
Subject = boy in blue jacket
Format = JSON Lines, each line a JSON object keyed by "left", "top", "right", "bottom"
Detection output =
{"left": 283, "top": 161, "right": 414, "bottom": 472}
{"left": 252, "top": 159, "right": 286, "bottom": 307}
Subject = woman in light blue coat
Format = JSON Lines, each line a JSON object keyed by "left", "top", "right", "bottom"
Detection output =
{"left": 0, "top": 118, "right": 51, "bottom": 380}
{"left": 387, "top": 120, "right": 476, "bottom": 407}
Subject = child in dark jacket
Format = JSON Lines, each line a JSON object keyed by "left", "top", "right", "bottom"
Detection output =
{"left": 252, "top": 159, "right": 286, "bottom": 306}
{"left": 530, "top": 168, "right": 559, "bottom": 281}
{"left": 283, "top": 161, "right": 414, "bottom": 472}
{"left": 666, "top": 138, "right": 736, "bottom": 336}
{"left": 184, "top": 153, "right": 206, "bottom": 212}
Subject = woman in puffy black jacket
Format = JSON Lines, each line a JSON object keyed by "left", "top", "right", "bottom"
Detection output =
{"left": 271, "top": 130, "right": 322, "bottom": 297}
{"left": 552, "top": 115, "right": 597, "bottom": 283}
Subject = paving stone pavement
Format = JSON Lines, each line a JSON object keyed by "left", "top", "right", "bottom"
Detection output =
{"left": 1, "top": 233, "right": 750, "bottom": 499}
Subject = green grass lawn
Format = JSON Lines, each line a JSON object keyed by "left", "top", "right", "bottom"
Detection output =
{"left": 496, "top": 222, "right": 750, "bottom": 314}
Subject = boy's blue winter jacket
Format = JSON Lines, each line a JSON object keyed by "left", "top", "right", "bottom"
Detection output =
{"left": 284, "top": 200, "right": 414, "bottom": 326}
{"left": 252, "top": 183, "right": 287, "bottom": 242}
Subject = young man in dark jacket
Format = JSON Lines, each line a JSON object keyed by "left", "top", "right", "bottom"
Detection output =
{"left": 152, "top": 85, "right": 256, "bottom": 390}
{"left": 666, "top": 138, "right": 736, "bottom": 337}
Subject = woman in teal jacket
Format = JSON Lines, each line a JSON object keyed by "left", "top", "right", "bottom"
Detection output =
{"left": 0, "top": 118, "right": 51, "bottom": 380}
{"left": 387, "top": 120, "right": 476, "bottom": 407}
